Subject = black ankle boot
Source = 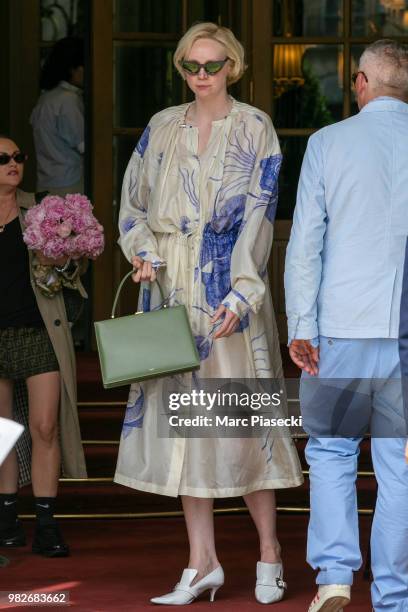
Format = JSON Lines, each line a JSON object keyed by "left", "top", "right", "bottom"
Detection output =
{"left": 0, "top": 519, "right": 26, "bottom": 547}
{"left": 32, "top": 521, "right": 69, "bottom": 557}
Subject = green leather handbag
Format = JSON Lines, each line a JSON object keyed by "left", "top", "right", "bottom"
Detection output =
{"left": 94, "top": 270, "right": 200, "bottom": 389}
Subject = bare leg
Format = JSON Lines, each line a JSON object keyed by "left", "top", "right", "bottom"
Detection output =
{"left": 27, "top": 371, "right": 60, "bottom": 497}
{"left": 243, "top": 489, "right": 281, "bottom": 563}
{"left": 181, "top": 496, "right": 220, "bottom": 583}
{"left": 0, "top": 379, "right": 18, "bottom": 493}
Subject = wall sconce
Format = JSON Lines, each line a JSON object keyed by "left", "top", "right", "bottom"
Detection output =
{"left": 273, "top": 44, "right": 308, "bottom": 98}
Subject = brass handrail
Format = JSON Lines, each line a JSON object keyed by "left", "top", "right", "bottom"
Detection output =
{"left": 18, "top": 506, "right": 374, "bottom": 520}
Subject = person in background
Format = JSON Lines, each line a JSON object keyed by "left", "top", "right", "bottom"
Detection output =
{"left": 285, "top": 39, "right": 408, "bottom": 611}
{"left": 0, "top": 135, "right": 87, "bottom": 557}
{"left": 31, "top": 37, "right": 86, "bottom": 342}
{"left": 30, "top": 37, "right": 84, "bottom": 195}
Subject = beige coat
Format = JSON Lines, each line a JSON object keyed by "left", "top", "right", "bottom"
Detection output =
{"left": 15, "top": 189, "right": 87, "bottom": 483}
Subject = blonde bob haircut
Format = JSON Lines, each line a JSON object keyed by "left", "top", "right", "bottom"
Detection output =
{"left": 173, "top": 22, "right": 246, "bottom": 85}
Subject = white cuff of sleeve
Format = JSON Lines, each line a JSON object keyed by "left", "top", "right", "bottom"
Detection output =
{"left": 222, "top": 289, "right": 252, "bottom": 319}
{"left": 131, "top": 249, "right": 165, "bottom": 268}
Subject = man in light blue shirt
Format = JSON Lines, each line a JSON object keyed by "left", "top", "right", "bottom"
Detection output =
{"left": 285, "top": 40, "right": 408, "bottom": 612}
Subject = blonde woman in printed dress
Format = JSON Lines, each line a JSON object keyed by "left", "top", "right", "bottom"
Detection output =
{"left": 115, "top": 22, "right": 303, "bottom": 606}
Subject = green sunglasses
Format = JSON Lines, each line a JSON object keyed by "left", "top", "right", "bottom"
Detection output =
{"left": 180, "top": 58, "right": 230, "bottom": 75}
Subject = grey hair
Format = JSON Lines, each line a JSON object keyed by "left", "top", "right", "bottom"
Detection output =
{"left": 359, "top": 39, "right": 408, "bottom": 95}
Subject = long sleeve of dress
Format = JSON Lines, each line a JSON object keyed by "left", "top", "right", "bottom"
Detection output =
{"left": 221, "top": 116, "right": 282, "bottom": 318}
{"left": 118, "top": 126, "right": 164, "bottom": 266}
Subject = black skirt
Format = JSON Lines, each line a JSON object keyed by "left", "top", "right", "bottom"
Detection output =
{"left": 0, "top": 327, "right": 59, "bottom": 380}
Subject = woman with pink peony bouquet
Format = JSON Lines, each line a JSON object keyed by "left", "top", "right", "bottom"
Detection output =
{"left": 0, "top": 135, "right": 103, "bottom": 557}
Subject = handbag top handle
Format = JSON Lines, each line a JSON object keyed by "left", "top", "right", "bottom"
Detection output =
{"left": 111, "top": 270, "right": 165, "bottom": 319}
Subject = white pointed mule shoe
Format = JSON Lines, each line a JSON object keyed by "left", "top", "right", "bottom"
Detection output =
{"left": 150, "top": 566, "right": 224, "bottom": 605}
{"left": 255, "top": 561, "right": 287, "bottom": 604}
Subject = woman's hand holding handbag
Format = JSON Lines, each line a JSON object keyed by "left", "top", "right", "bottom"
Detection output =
{"left": 94, "top": 267, "right": 200, "bottom": 389}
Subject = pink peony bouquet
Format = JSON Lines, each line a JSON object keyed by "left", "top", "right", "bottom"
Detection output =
{"left": 23, "top": 193, "right": 104, "bottom": 260}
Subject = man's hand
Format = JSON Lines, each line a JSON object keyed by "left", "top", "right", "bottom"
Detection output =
{"left": 211, "top": 305, "right": 240, "bottom": 339}
{"left": 405, "top": 441, "right": 408, "bottom": 464}
{"left": 289, "top": 339, "right": 319, "bottom": 376}
{"left": 131, "top": 256, "right": 157, "bottom": 283}
{"left": 35, "top": 250, "right": 67, "bottom": 267}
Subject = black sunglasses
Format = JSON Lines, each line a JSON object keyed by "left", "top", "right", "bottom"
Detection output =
{"left": 180, "top": 58, "right": 230, "bottom": 75}
{"left": 0, "top": 152, "right": 27, "bottom": 166}
{"left": 351, "top": 71, "right": 368, "bottom": 85}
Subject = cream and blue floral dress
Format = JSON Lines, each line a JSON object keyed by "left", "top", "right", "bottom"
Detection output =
{"left": 114, "top": 99, "right": 303, "bottom": 497}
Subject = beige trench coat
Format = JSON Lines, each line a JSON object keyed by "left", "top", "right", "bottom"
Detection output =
{"left": 14, "top": 189, "right": 87, "bottom": 485}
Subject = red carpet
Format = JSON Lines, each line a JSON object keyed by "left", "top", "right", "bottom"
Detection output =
{"left": 1, "top": 515, "right": 372, "bottom": 611}
{"left": 7, "top": 351, "right": 374, "bottom": 610}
